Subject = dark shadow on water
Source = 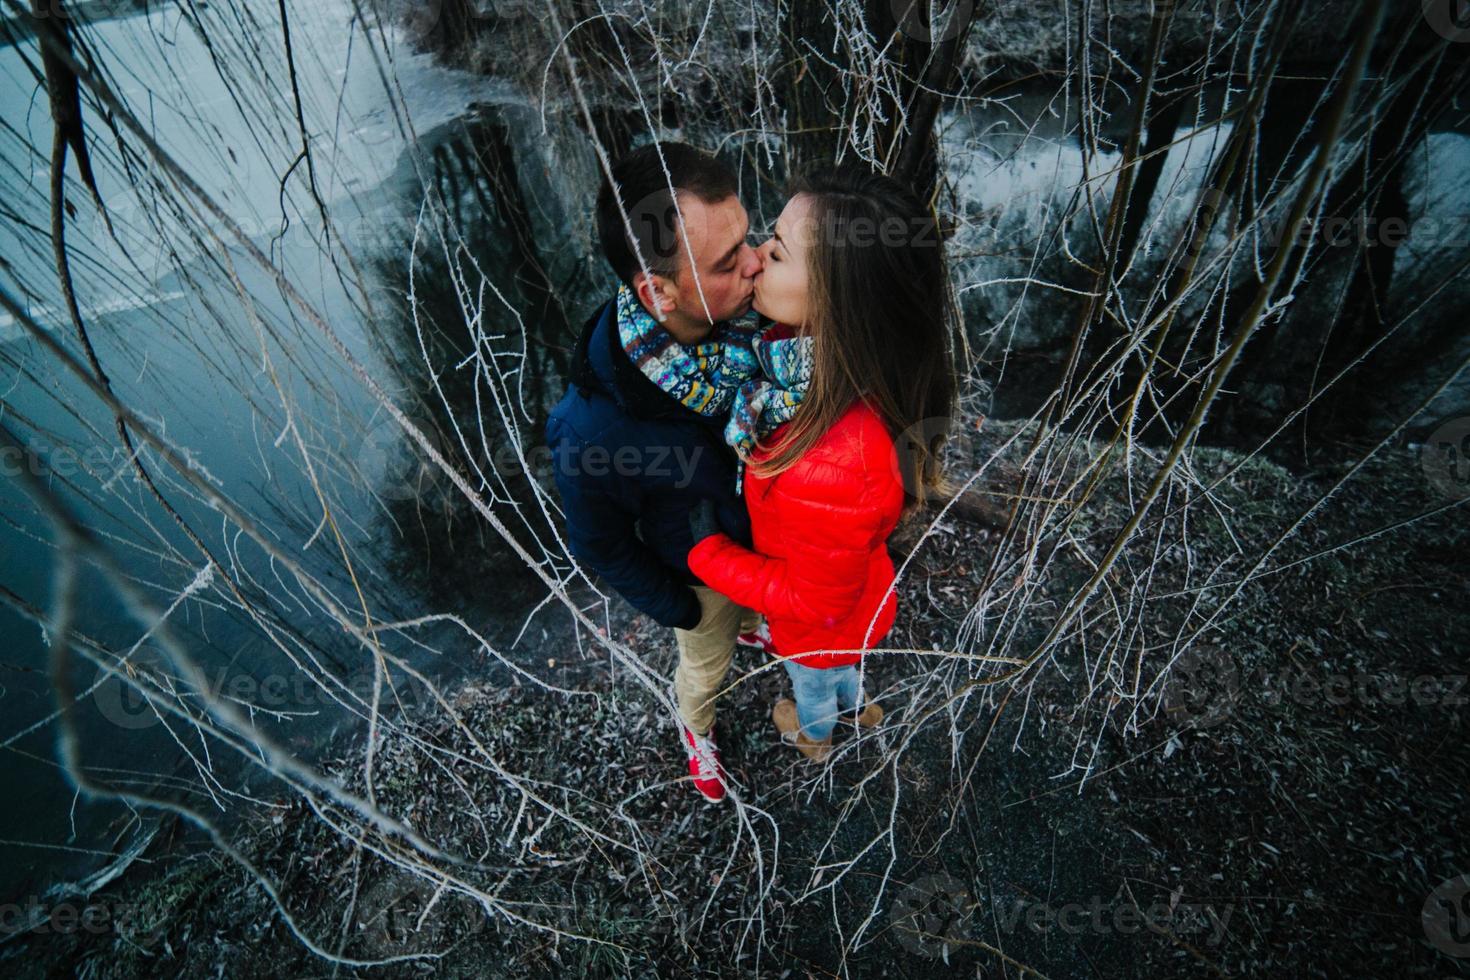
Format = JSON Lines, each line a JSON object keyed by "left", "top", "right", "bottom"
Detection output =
{"left": 363, "top": 102, "right": 598, "bottom": 630}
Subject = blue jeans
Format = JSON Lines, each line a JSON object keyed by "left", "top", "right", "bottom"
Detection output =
{"left": 782, "top": 660, "right": 861, "bottom": 740}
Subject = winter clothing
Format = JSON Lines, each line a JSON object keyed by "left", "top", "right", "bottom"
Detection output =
{"left": 686, "top": 393, "right": 907, "bottom": 668}
{"left": 612, "top": 283, "right": 814, "bottom": 461}
{"left": 688, "top": 497, "right": 719, "bottom": 544}
{"left": 721, "top": 323, "right": 814, "bottom": 459}
{"left": 615, "top": 284, "right": 762, "bottom": 417}
{"left": 544, "top": 298, "right": 754, "bottom": 630}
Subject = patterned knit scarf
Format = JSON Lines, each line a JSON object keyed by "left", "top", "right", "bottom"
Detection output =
{"left": 722, "top": 326, "right": 813, "bottom": 459}
{"left": 615, "top": 284, "right": 812, "bottom": 459}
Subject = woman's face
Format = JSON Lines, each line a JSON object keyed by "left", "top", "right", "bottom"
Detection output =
{"left": 752, "top": 194, "right": 816, "bottom": 327}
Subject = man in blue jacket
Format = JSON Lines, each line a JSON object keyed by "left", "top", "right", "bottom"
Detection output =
{"left": 544, "top": 142, "right": 764, "bottom": 802}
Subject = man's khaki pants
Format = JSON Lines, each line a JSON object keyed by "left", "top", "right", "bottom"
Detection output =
{"left": 673, "top": 586, "right": 761, "bottom": 736}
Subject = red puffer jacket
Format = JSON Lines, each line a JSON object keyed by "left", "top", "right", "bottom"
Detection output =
{"left": 687, "top": 396, "right": 906, "bottom": 668}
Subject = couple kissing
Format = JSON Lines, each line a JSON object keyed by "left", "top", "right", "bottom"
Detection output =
{"left": 545, "top": 141, "right": 955, "bottom": 802}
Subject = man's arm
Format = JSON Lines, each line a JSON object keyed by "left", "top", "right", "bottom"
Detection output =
{"left": 553, "top": 447, "right": 702, "bottom": 630}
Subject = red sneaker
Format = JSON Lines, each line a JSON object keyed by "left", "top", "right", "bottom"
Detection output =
{"left": 736, "top": 620, "right": 773, "bottom": 654}
{"left": 682, "top": 725, "right": 728, "bottom": 802}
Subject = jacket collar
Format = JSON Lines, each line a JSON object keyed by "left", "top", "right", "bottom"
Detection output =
{"left": 571, "top": 296, "right": 726, "bottom": 426}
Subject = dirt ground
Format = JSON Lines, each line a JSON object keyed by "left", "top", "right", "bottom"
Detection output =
{"left": 4, "top": 419, "right": 1467, "bottom": 979}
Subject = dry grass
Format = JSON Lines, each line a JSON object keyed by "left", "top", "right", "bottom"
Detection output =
{"left": 10, "top": 413, "right": 1464, "bottom": 979}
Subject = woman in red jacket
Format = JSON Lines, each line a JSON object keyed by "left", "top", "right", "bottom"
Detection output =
{"left": 686, "top": 166, "right": 955, "bottom": 763}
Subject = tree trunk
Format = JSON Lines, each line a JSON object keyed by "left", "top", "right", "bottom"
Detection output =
{"left": 1212, "top": 8, "right": 1467, "bottom": 453}
{"left": 888, "top": 1, "right": 975, "bottom": 205}
{"left": 775, "top": 0, "right": 973, "bottom": 200}
{"left": 1113, "top": 92, "right": 1189, "bottom": 281}
{"left": 1310, "top": 21, "right": 1467, "bottom": 440}
{"left": 776, "top": 2, "right": 849, "bottom": 177}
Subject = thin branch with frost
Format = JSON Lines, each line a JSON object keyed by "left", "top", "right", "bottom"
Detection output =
{"left": 0, "top": 0, "right": 1456, "bottom": 973}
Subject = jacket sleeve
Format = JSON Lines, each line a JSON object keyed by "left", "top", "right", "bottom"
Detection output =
{"left": 674, "top": 432, "right": 752, "bottom": 549}
{"left": 686, "top": 457, "right": 894, "bottom": 628}
{"left": 548, "top": 423, "right": 702, "bottom": 630}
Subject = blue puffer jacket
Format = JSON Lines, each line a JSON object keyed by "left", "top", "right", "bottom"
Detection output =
{"left": 544, "top": 298, "right": 753, "bottom": 629}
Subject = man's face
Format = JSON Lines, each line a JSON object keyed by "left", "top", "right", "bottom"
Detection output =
{"left": 637, "top": 194, "right": 761, "bottom": 341}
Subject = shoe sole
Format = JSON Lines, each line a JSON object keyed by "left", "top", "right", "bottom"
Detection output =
{"left": 689, "top": 778, "right": 728, "bottom": 804}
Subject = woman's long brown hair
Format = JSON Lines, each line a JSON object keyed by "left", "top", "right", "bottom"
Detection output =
{"left": 747, "top": 166, "right": 957, "bottom": 516}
